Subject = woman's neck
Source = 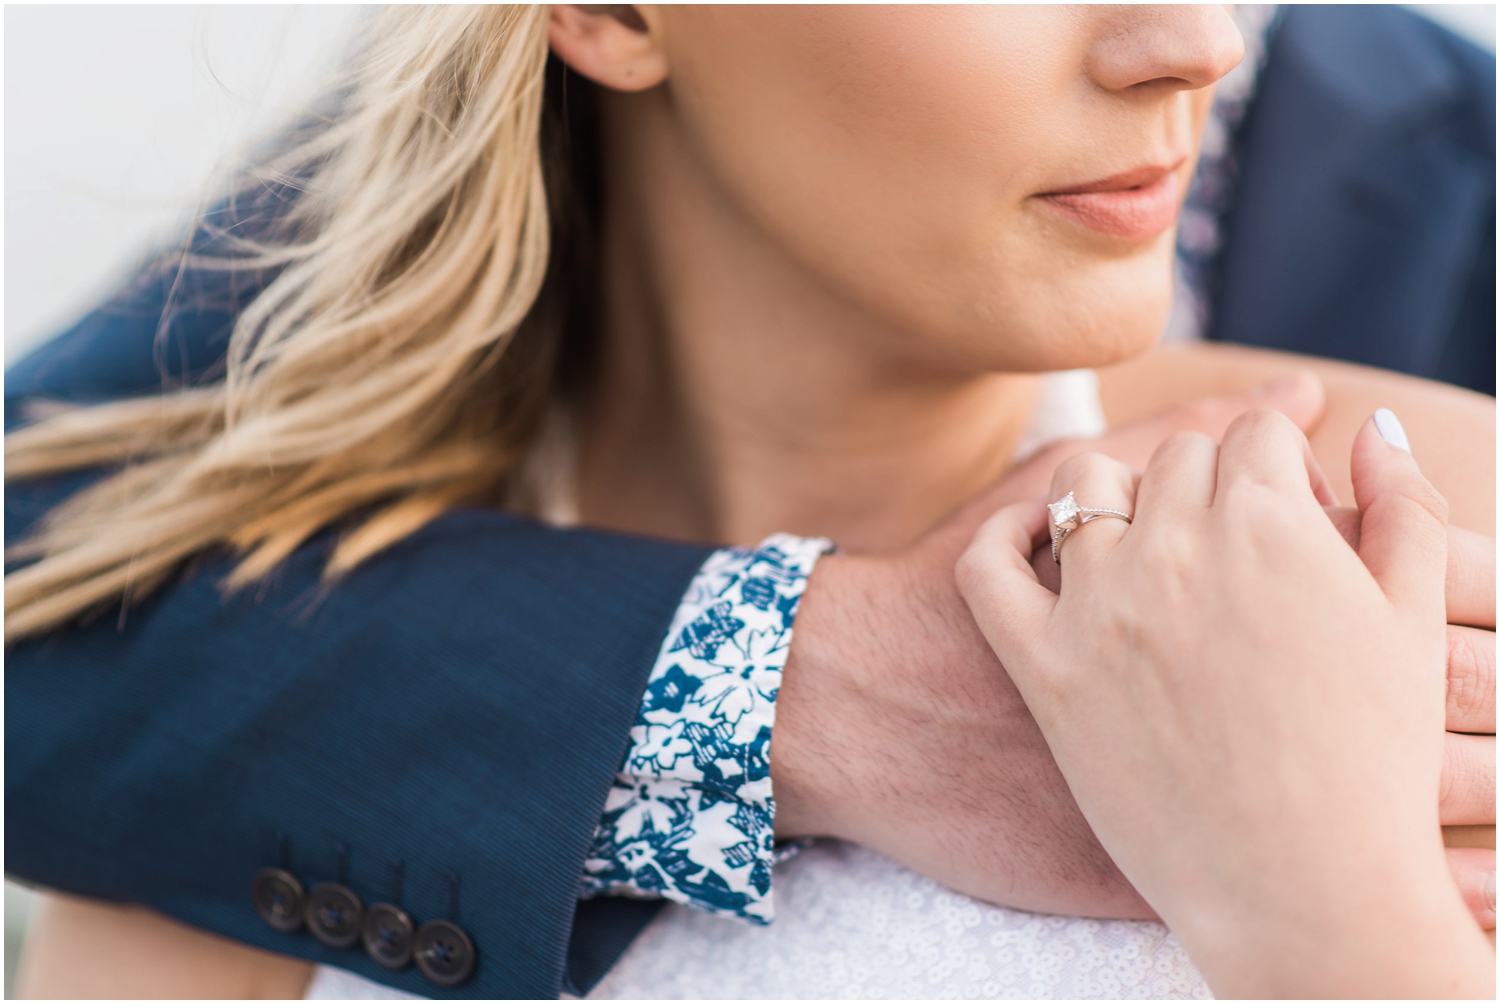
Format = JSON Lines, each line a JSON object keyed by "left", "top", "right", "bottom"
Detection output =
{"left": 575, "top": 89, "right": 1039, "bottom": 552}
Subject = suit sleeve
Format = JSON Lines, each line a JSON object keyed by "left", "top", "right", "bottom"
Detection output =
{"left": 4, "top": 262, "right": 712, "bottom": 998}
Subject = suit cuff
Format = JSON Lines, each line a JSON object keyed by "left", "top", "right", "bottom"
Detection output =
{"left": 579, "top": 532, "right": 834, "bottom": 924}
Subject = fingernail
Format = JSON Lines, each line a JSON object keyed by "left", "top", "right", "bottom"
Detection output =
{"left": 1373, "top": 408, "right": 1410, "bottom": 453}
{"left": 1485, "top": 871, "right": 1495, "bottom": 914}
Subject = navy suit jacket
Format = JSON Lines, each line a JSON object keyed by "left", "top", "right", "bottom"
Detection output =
{"left": 6, "top": 271, "right": 707, "bottom": 997}
{"left": 5, "top": 5, "right": 1495, "bottom": 1001}
{"left": 1210, "top": 5, "right": 1495, "bottom": 394}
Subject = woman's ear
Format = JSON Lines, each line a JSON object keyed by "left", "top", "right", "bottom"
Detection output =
{"left": 549, "top": 5, "right": 667, "bottom": 92}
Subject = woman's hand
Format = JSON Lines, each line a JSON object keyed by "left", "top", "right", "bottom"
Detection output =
{"left": 956, "top": 408, "right": 1493, "bottom": 998}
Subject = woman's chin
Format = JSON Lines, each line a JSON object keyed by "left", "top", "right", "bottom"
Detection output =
{"left": 1066, "top": 288, "right": 1175, "bottom": 369}
{"left": 959, "top": 252, "right": 1175, "bottom": 373}
{"left": 1072, "top": 324, "right": 1165, "bottom": 371}
{"left": 998, "top": 311, "right": 1169, "bottom": 375}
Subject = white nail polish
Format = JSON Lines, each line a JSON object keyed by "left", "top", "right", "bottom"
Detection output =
{"left": 1373, "top": 408, "right": 1410, "bottom": 453}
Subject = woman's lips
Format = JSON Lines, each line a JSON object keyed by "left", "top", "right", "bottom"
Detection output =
{"left": 1037, "top": 166, "right": 1183, "bottom": 241}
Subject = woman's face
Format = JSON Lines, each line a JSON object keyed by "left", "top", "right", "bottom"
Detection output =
{"left": 648, "top": 5, "right": 1243, "bottom": 373}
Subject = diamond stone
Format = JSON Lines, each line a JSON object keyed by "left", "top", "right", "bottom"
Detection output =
{"left": 1048, "top": 492, "right": 1079, "bottom": 527}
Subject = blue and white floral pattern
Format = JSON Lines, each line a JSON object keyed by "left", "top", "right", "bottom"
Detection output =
{"left": 581, "top": 533, "right": 833, "bottom": 924}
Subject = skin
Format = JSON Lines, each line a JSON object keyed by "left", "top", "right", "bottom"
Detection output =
{"left": 575, "top": 4, "right": 1237, "bottom": 549}
{"left": 1098, "top": 343, "right": 1495, "bottom": 536}
{"left": 956, "top": 414, "right": 1493, "bottom": 996}
{"left": 16, "top": 4, "right": 1495, "bottom": 997}
{"left": 14, "top": 895, "right": 311, "bottom": 1001}
{"left": 773, "top": 374, "right": 1496, "bottom": 923}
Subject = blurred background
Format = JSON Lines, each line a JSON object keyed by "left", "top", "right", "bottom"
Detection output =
{"left": 3, "top": 4, "right": 1495, "bottom": 996}
{"left": 6, "top": 5, "right": 368, "bottom": 363}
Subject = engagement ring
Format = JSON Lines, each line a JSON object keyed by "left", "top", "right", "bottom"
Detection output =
{"left": 1048, "top": 491, "right": 1133, "bottom": 562}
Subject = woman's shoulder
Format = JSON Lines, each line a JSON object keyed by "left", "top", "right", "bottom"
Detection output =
{"left": 1097, "top": 343, "right": 1494, "bottom": 534}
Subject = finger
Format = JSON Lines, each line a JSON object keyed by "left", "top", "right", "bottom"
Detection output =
{"left": 1351, "top": 410, "right": 1450, "bottom": 626}
{"left": 1448, "top": 625, "right": 1496, "bottom": 734}
{"left": 947, "top": 372, "right": 1327, "bottom": 541}
{"left": 1087, "top": 370, "right": 1327, "bottom": 474}
{"left": 1249, "top": 369, "right": 1325, "bottom": 433}
{"left": 1323, "top": 511, "right": 1493, "bottom": 631}
{"left": 1446, "top": 847, "right": 1496, "bottom": 931}
{"left": 1134, "top": 430, "right": 1218, "bottom": 516}
{"left": 1031, "top": 535, "right": 1062, "bottom": 595}
{"left": 1447, "top": 526, "right": 1496, "bottom": 630}
{"left": 957, "top": 500, "right": 1060, "bottom": 667}
{"left": 1440, "top": 731, "right": 1496, "bottom": 826}
{"left": 1214, "top": 407, "right": 1330, "bottom": 504}
{"left": 1046, "top": 452, "right": 1139, "bottom": 572}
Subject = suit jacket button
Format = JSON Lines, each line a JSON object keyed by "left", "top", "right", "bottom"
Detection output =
{"left": 361, "top": 903, "right": 415, "bottom": 969}
{"left": 305, "top": 883, "right": 364, "bottom": 948}
{"left": 251, "top": 868, "right": 305, "bottom": 933}
{"left": 414, "top": 919, "right": 475, "bottom": 987}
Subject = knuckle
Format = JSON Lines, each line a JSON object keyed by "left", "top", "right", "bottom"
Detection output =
{"left": 1439, "top": 738, "right": 1495, "bottom": 815}
{"left": 1174, "top": 396, "right": 1234, "bottom": 430}
{"left": 1157, "top": 429, "right": 1218, "bottom": 457}
{"left": 1166, "top": 429, "right": 1215, "bottom": 449}
{"left": 1375, "top": 491, "right": 1450, "bottom": 544}
{"left": 1227, "top": 405, "right": 1299, "bottom": 443}
{"left": 1051, "top": 453, "right": 1128, "bottom": 500}
{"left": 1406, "top": 480, "right": 1450, "bottom": 528}
{"left": 957, "top": 523, "right": 1017, "bottom": 587}
{"left": 1446, "top": 627, "right": 1495, "bottom": 724}
{"left": 1445, "top": 528, "right": 1496, "bottom": 624}
{"left": 1052, "top": 451, "right": 1111, "bottom": 483}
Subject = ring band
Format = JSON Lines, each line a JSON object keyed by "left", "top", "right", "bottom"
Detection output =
{"left": 1048, "top": 491, "right": 1133, "bottom": 562}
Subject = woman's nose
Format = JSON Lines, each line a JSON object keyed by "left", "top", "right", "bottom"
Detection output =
{"left": 1085, "top": 5, "right": 1245, "bottom": 94}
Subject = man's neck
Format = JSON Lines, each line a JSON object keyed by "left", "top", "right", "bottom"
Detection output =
{"left": 575, "top": 88, "right": 1039, "bottom": 552}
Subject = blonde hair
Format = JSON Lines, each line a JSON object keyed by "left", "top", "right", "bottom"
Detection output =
{"left": 5, "top": 5, "right": 586, "bottom": 642}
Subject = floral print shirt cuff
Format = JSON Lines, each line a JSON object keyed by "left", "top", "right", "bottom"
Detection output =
{"left": 580, "top": 532, "right": 835, "bottom": 925}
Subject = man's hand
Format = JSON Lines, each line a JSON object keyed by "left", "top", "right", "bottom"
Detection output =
{"left": 1327, "top": 509, "right": 1496, "bottom": 930}
{"left": 772, "top": 373, "right": 1326, "bottom": 918}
